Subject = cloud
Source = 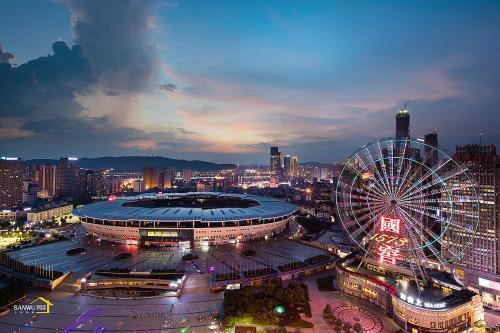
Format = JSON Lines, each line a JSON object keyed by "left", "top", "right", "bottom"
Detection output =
{"left": 0, "top": 41, "right": 95, "bottom": 119}
{"left": 0, "top": 118, "right": 34, "bottom": 139}
{"left": 0, "top": 45, "right": 14, "bottom": 63}
{"left": 157, "top": 83, "right": 177, "bottom": 92}
{"left": 62, "top": 0, "right": 159, "bottom": 93}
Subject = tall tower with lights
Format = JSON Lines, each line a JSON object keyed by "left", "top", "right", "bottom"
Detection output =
{"left": 395, "top": 104, "right": 410, "bottom": 142}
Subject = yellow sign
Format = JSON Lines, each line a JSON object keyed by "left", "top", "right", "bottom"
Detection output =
{"left": 146, "top": 231, "right": 177, "bottom": 237}
{"left": 14, "top": 297, "right": 53, "bottom": 314}
{"left": 30, "top": 297, "right": 53, "bottom": 314}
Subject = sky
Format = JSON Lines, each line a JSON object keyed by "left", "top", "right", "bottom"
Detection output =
{"left": 0, "top": 0, "right": 499, "bottom": 164}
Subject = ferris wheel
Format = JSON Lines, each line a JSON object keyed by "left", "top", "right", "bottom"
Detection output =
{"left": 335, "top": 138, "right": 479, "bottom": 280}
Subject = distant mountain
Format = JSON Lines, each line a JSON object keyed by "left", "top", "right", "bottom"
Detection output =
{"left": 24, "top": 156, "right": 237, "bottom": 172}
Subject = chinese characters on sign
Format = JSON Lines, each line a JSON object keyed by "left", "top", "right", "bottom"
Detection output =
{"left": 373, "top": 216, "right": 404, "bottom": 265}
{"left": 380, "top": 216, "right": 401, "bottom": 234}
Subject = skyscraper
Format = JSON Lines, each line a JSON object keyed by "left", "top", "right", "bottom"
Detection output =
{"left": 0, "top": 157, "right": 23, "bottom": 209}
{"left": 395, "top": 105, "right": 410, "bottom": 141}
{"left": 56, "top": 157, "right": 80, "bottom": 198}
{"left": 28, "top": 164, "right": 57, "bottom": 198}
{"left": 182, "top": 168, "right": 193, "bottom": 182}
{"left": 79, "top": 169, "right": 107, "bottom": 197}
{"left": 143, "top": 167, "right": 175, "bottom": 190}
{"left": 453, "top": 144, "right": 498, "bottom": 274}
{"left": 283, "top": 155, "right": 291, "bottom": 177}
{"left": 424, "top": 130, "right": 439, "bottom": 167}
{"left": 270, "top": 146, "right": 282, "bottom": 174}
{"left": 290, "top": 155, "right": 298, "bottom": 178}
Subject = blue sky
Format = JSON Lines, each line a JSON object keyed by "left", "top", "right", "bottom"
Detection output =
{"left": 1, "top": 0, "right": 499, "bottom": 164}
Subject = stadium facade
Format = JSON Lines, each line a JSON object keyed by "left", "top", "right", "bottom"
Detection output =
{"left": 73, "top": 192, "right": 296, "bottom": 247}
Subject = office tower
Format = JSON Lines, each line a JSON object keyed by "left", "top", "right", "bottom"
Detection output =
{"left": 424, "top": 130, "right": 439, "bottom": 168}
{"left": 453, "top": 144, "right": 498, "bottom": 274}
{"left": 182, "top": 168, "right": 193, "bottom": 182}
{"left": 270, "top": 146, "right": 282, "bottom": 174}
{"left": 143, "top": 167, "right": 175, "bottom": 190}
{"left": 28, "top": 164, "right": 57, "bottom": 198}
{"left": 290, "top": 156, "right": 298, "bottom": 178}
{"left": 395, "top": 105, "right": 410, "bottom": 141}
{"left": 56, "top": 157, "right": 80, "bottom": 198}
{"left": 283, "top": 155, "right": 291, "bottom": 177}
{"left": 0, "top": 157, "right": 23, "bottom": 209}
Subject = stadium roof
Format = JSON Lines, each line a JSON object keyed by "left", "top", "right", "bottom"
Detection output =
{"left": 73, "top": 192, "right": 296, "bottom": 222}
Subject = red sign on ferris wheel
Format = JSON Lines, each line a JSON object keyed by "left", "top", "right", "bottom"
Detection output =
{"left": 379, "top": 216, "right": 401, "bottom": 235}
{"left": 376, "top": 216, "right": 403, "bottom": 265}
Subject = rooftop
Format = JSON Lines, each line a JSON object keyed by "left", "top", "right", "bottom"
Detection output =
{"left": 73, "top": 192, "right": 296, "bottom": 222}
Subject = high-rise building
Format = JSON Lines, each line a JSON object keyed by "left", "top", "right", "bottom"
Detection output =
{"left": 283, "top": 155, "right": 291, "bottom": 177}
{"left": 0, "top": 157, "right": 23, "bottom": 209}
{"left": 290, "top": 155, "right": 298, "bottom": 178}
{"left": 395, "top": 106, "right": 410, "bottom": 141}
{"left": 182, "top": 169, "right": 193, "bottom": 182}
{"left": 56, "top": 157, "right": 80, "bottom": 198}
{"left": 424, "top": 130, "right": 439, "bottom": 168}
{"left": 283, "top": 155, "right": 299, "bottom": 178}
{"left": 453, "top": 144, "right": 498, "bottom": 274}
{"left": 270, "top": 146, "right": 282, "bottom": 174}
{"left": 79, "top": 169, "right": 107, "bottom": 197}
{"left": 143, "top": 167, "right": 175, "bottom": 190}
{"left": 28, "top": 164, "right": 57, "bottom": 198}
{"left": 133, "top": 179, "right": 144, "bottom": 193}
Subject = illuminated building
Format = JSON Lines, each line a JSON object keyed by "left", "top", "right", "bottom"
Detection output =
{"left": 143, "top": 167, "right": 175, "bottom": 190}
{"left": 196, "top": 180, "right": 215, "bottom": 192}
{"left": 270, "top": 146, "right": 282, "bottom": 175}
{"left": 0, "top": 157, "right": 23, "bottom": 209}
{"left": 449, "top": 144, "right": 500, "bottom": 310}
{"left": 395, "top": 105, "right": 410, "bottom": 142}
{"left": 56, "top": 157, "right": 80, "bottom": 198}
{"left": 452, "top": 144, "right": 497, "bottom": 273}
{"left": 28, "top": 164, "right": 57, "bottom": 198}
{"left": 26, "top": 204, "right": 73, "bottom": 223}
{"left": 79, "top": 169, "right": 107, "bottom": 197}
{"left": 182, "top": 168, "right": 193, "bottom": 182}
{"left": 73, "top": 193, "right": 296, "bottom": 247}
{"left": 133, "top": 179, "right": 143, "bottom": 193}
{"left": 290, "top": 155, "right": 298, "bottom": 177}
{"left": 283, "top": 155, "right": 298, "bottom": 178}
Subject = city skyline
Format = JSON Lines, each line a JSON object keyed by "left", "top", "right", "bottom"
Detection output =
{"left": 1, "top": 0, "right": 500, "bottom": 164}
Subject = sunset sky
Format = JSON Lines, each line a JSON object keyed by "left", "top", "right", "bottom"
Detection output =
{"left": 1, "top": 0, "right": 499, "bottom": 164}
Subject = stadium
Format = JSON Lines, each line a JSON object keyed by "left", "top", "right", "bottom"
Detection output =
{"left": 73, "top": 192, "right": 297, "bottom": 247}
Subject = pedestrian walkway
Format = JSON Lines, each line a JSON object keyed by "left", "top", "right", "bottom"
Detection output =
{"left": 182, "top": 273, "right": 210, "bottom": 295}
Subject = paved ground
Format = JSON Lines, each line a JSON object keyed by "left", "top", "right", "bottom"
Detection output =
{"left": 0, "top": 274, "right": 223, "bottom": 333}
{"left": 485, "top": 308, "right": 500, "bottom": 328}
{"left": 5, "top": 225, "right": 326, "bottom": 278}
{"left": 302, "top": 270, "right": 401, "bottom": 333}
{"left": 0, "top": 268, "right": 407, "bottom": 333}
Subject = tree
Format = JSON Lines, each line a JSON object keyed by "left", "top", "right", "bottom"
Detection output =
{"left": 353, "top": 323, "right": 362, "bottom": 333}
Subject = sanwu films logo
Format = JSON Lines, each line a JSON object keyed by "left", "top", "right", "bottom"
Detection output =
{"left": 13, "top": 297, "right": 53, "bottom": 314}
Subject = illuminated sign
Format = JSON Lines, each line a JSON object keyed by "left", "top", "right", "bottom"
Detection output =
{"left": 479, "top": 277, "right": 500, "bottom": 291}
{"left": 1, "top": 157, "right": 20, "bottom": 161}
{"left": 68, "top": 157, "right": 78, "bottom": 161}
{"left": 380, "top": 216, "right": 401, "bottom": 234}
{"left": 374, "top": 216, "right": 404, "bottom": 265}
{"left": 377, "top": 244, "right": 400, "bottom": 265}
{"left": 399, "top": 293, "right": 446, "bottom": 309}
{"left": 146, "top": 231, "right": 178, "bottom": 237}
